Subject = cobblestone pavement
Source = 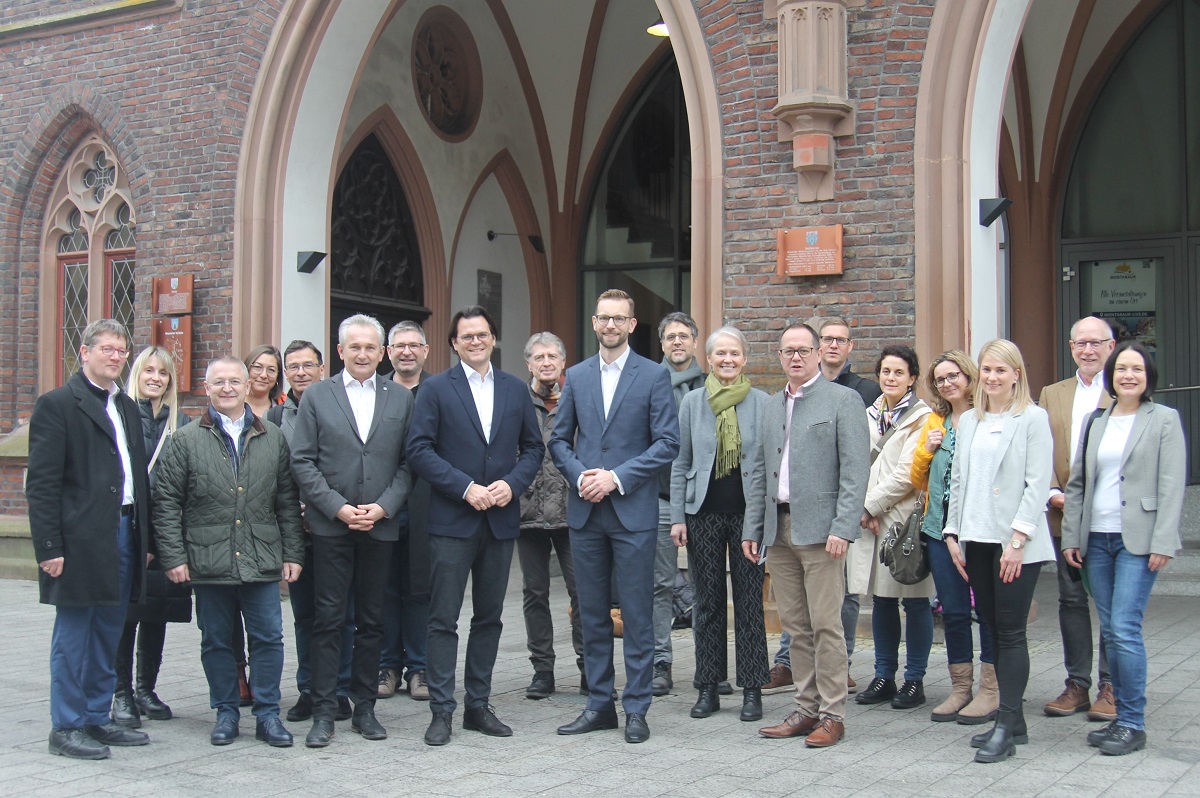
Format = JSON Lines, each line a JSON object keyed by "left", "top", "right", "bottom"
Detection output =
{"left": 1, "top": 569, "right": 1198, "bottom": 797}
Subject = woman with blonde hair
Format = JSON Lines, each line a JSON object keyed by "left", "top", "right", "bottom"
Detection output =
{"left": 112, "top": 347, "right": 192, "bottom": 728}
{"left": 911, "top": 351, "right": 996, "bottom": 724}
{"left": 942, "top": 339, "right": 1054, "bottom": 763}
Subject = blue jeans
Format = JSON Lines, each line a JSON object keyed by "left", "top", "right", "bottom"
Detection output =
{"left": 926, "top": 534, "right": 994, "bottom": 665}
{"left": 871, "top": 596, "right": 933, "bottom": 682}
{"left": 194, "top": 581, "right": 285, "bottom": 720}
{"left": 1086, "top": 533, "right": 1158, "bottom": 730}
{"left": 288, "top": 544, "right": 354, "bottom": 695}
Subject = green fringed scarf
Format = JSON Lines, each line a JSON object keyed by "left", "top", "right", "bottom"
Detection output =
{"left": 706, "top": 372, "right": 750, "bottom": 479}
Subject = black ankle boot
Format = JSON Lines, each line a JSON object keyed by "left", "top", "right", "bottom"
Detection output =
{"left": 690, "top": 684, "right": 720, "bottom": 718}
{"left": 111, "top": 686, "right": 142, "bottom": 729}
{"left": 975, "top": 709, "right": 1022, "bottom": 763}
{"left": 111, "top": 625, "right": 140, "bottom": 728}
{"left": 135, "top": 634, "right": 172, "bottom": 720}
{"left": 740, "top": 687, "right": 763, "bottom": 722}
{"left": 970, "top": 712, "right": 1028, "bottom": 748}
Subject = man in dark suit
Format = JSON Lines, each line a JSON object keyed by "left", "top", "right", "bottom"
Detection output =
{"left": 550, "top": 289, "right": 680, "bottom": 744}
{"left": 407, "top": 306, "right": 543, "bottom": 746}
{"left": 290, "top": 314, "right": 414, "bottom": 748}
{"left": 27, "top": 319, "right": 152, "bottom": 759}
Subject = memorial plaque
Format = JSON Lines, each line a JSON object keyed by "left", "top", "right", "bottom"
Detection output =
{"left": 152, "top": 274, "right": 194, "bottom": 316}
{"left": 776, "top": 225, "right": 843, "bottom": 276}
{"left": 154, "top": 315, "right": 192, "bottom": 392}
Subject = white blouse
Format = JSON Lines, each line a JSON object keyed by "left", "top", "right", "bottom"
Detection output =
{"left": 959, "top": 413, "right": 1007, "bottom": 544}
{"left": 1089, "top": 414, "right": 1135, "bottom": 534}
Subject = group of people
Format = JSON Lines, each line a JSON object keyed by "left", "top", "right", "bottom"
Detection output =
{"left": 28, "top": 298, "right": 1184, "bottom": 764}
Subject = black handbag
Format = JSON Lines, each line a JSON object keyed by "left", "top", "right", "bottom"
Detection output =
{"left": 879, "top": 492, "right": 930, "bottom": 585}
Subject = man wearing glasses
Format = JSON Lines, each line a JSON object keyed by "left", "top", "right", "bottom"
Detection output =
{"left": 28, "top": 319, "right": 153, "bottom": 759}
{"left": 1038, "top": 316, "right": 1116, "bottom": 721}
{"left": 744, "top": 321, "right": 868, "bottom": 748}
{"left": 406, "top": 306, "right": 543, "bottom": 745}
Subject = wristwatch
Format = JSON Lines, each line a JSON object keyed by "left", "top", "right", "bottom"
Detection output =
{"left": 1010, "top": 536, "right": 1025, "bottom": 550}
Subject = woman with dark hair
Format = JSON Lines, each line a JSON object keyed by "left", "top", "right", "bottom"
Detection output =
{"left": 1061, "top": 340, "right": 1184, "bottom": 755}
{"left": 850, "top": 345, "right": 933, "bottom": 710}
{"left": 911, "top": 351, "right": 997, "bottom": 724}
{"left": 244, "top": 344, "right": 284, "bottom": 419}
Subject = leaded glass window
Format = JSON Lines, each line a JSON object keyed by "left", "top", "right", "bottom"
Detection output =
{"left": 61, "top": 259, "right": 89, "bottom": 383}
{"left": 58, "top": 208, "right": 89, "bottom": 254}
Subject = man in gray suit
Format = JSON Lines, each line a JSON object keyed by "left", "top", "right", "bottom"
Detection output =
{"left": 289, "top": 314, "right": 414, "bottom": 748}
{"left": 743, "top": 321, "right": 869, "bottom": 748}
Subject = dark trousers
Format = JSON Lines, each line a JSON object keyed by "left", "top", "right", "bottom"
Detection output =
{"left": 426, "top": 521, "right": 515, "bottom": 714}
{"left": 965, "top": 542, "right": 1043, "bottom": 714}
{"left": 380, "top": 515, "right": 430, "bottom": 676}
{"left": 516, "top": 526, "right": 583, "bottom": 674}
{"left": 1052, "top": 534, "right": 1110, "bottom": 688}
{"left": 572, "top": 499, "right": 656, "bottom": 715}
{"left": 50, "top": 515, "right": 135, "bottom": 729}
{"left": 115, "top": 621, "right": 166, "bottom": 690}
{"left": 310, "top": 532, "right": 392, "bottom": 720}
{"left": 686, "top": 512, "right": 769, "bottom": 688}
{"left": 288, "top": 543, "right": 355, "bottom": 695}
{"left": 194, "top": 581, "right": 284, "bottom": 720}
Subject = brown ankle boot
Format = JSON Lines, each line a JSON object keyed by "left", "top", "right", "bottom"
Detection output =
{"left": 930, "top": 662, "right": 974, "bottom": 722}
{"left": 956, "top": 663, "right": 998, "bottom": 725}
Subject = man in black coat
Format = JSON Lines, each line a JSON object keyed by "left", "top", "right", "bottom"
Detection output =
{"left": 27, "top": 319, "right": 153, "bottom": 759}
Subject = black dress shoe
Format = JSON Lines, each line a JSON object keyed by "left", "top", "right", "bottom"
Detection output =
{"left": 855, "top": 677, "right": 897, "bottom": 705}
{"left": 336, "top": 695, "right": 353, "bottom": 721}
{"left": 134, "top": 688, "right": 172, "bottom": 721}
{"left": 891, "top": 680, "right": 926, "bottom": 709}
{"left": 464, "top": 705, "right": 512, "bottom": 737}
{"left": 1087, "top": 720, "right": 1119, "bottom": 747}
{"left": 690, "top": 685, "right": 720, "bottom": 718}
{"left": 255, "top": 716, "right": 293, "bottom": 747}
{"left": 49, "top": 728, "right": 110, "bottom": 760}
{"left": 305, "top": 719, "right": 335, "bottom": 748}
{"left": 425, "top": 712, "right": 452, "bottom": 746}
{"left": 111, "top": 688, "right": 142, "bottom": 728}
{"left": 210, "top": 716, "right": 240, "bottom": 746}
{"left": 740, "top": 688, "right": 763, "bottom": 722}
{"left": 287, "top": 691, "right": 313, "bottom": 722}
{"left": 526, "top": 671, "right": 555, "bottom": 699}
{"left": 85, "top": 721, "right": 149, "bottom": 747}
{"left": 557, "top": 707, "right": 619, "bottom": 735}
{"left": 1098, "top": 725, "right": 1147, "bottom": 756}
{"left": 351, "top": 710, "right": 387, "bottom": 740}
{"left": 625, "top": 713, "right": 650, "bottom": 743}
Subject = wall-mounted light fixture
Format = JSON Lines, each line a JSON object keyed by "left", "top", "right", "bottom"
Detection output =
{"left": 646, "top": 16, "right": 669, "bottom": 37}
{"left": 979, "top": 198, "right": 1013, "bottom": 228}
{"left": 297, "top": 251, "right": 327, "bottom": 273}
{"left": 487, "top": 230, "right": 545, "bottom": 254}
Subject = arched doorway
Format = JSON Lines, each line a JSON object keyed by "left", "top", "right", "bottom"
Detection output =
{"left": 1057, "top": 0, "right": 1199, "bottom": 476}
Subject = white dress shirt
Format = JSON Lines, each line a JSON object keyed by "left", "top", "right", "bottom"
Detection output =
{"left": 461, "top": 361, "right": 495, "bottom": 443}
{"left": 776, "top": 372, "right": 820, "bottom": 504}
{"left": 1069, "top": 370, "right": 1106, "bottom": 468}
{"left": 89, "top": 376, "right": 134, "bottom": 505}
{"left": 599, "top": 345, "right": 631, "bottom": 419}
{"left": 342, "top": 370, "right": 377, "bottom": 443}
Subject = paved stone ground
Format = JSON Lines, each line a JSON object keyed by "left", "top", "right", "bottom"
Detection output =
{"left": 2, "top": 568, "right": 1198, "bottom": 797}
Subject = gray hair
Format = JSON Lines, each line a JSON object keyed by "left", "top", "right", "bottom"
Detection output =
{"left": 524, "top": 331, "right": 566, "bottom": 362}
{"left": 338, "top": 314, "right": 386, "bottom": 346}
{"left": 658, "top": 311, "right": 698, "bottom": 341}
{"left": 705, "top": 325, "right": 749, "bottom": 357}
{"left": 81, "top": 318, "right": 130, "bottom": 349}
{"left": 205, "top": 356, "right": 250, "bottom": 383}
{"left": 388, "top": 320, "right": 426, "bottom": 346}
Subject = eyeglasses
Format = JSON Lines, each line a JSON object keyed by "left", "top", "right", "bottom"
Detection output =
{"left": 778, "top": 347, "right": 815, "bottom": 360}
{"left": 457, "top": 332, "right": 492, "bottom": 344}
{"left": 248, "top": 363, "right": 278, "bottom": 376}
{"left": 208, "top": 379, "right": 245, "bottom": 389}
{"left": 595, "top": 315, "right": 630, "bottom": 327}
{"left": 284, "top": 362, "right": 320, "bottom": 373}
{"left": 934, "top": 371, "right": 963, "bottom": 387}
{"left": 93, "top": 345, "right": 130, "bottom": 359}
{"left": 1070, "top": 339, "right": 1113, "bottom": 350}
{"left": 389, "top": 342, "right": 426, "bottom": 351}
{"left": 820, "top": 336, "right": 850, "bottom": 347}
{"left": 662, "top": 332, "right": 693, "bottom": 343}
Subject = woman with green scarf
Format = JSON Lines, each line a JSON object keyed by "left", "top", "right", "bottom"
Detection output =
{"left": 670, "top": 326, "right": 770, "bottom": 722}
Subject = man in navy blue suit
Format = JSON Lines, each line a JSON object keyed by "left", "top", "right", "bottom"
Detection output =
{"left": 406, "top": 306, "right": 544, "bottom": 746}
{"left": 550, "top": 289, "right": 680, "bottom": 743}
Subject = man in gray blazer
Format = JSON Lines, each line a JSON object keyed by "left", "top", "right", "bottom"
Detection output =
{"left": 290, "top": 314, "right": 414, "bottom": 748}
{"left": 743, "top": 321, "right": 869, "bottom": 748}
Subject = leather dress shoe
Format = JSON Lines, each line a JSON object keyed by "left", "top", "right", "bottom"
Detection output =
{"left": 759, "top": 710, "right": 819, "bottom": 739}
{"left": 85, "top": 721, "right": 149, "bottom": 747}
{"left": 336, "top": 695, "right": 353, "bottom": 721}
{"left": 111, "top": 688, "right": 142, "bottom": 728}
{"left": 134, "top": 688, "right": 173, "bottom": 721}
{"left": 425, "top": 712, "right": 452, "bottom": 746}
{"left": 406, "top": 670, "right": 431, "bottom": 701}
{"left": 464, "top": 705, "right": 512, "bottom": 737}
{"left": 286, "top": 691, "right": 313, "bottom": 722}
{"left": 305, "top": 719, "right": 335, "bottom": 748}
{"left": 1087, "top": 720, "right": 1119, "bottom": 747}
{"left": 625, "top": 713, "right": 650, "bottom": 743}
{"left": 49, "top": 728, "right": 110, "bottom": 760}
{"left": 351, "top": 710, "right": 387, "bottom": 740}
{"left": 210, "top": 716, "right": 240, "bottom": 746}
{"left": 804, "top": 716, "right": 845, "bottom": 748}
{"left": 255, "top": 716, "right": 293, "bottom": 747}
{"left": 855, "top": 677, "right": 897, "bottom": 704}
{"left": 1098, "top": 724, "right": 1147, "bottom": 756}
{"left": 557, "top": 707, "right": 619, "bottom": 735}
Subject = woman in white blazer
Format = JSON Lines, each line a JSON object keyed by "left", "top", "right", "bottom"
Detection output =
{"left": 849, "top": 345, "right": 933, "bottom": 711}
{"left": 1062, "top": 340, "right": 1185, "bottom": 756}
{"left": 670, "top": 326, "right": 770, "bottom": 723}
{"left": 942, "top": 339, "right": 1054, "bottom": 763}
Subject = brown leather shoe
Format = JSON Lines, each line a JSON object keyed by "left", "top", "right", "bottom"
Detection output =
{"left": 1045, "top": 681, "right": 1091, "bottom": 716}
{"left": 804, "top": 716, "right": 845, "bottom": 748}
{"left": 847, "top": 675, "right": 857, "bottom": 694}
{"left": 762, "top": 664, "right": 794, "bottom": 694}
{"left": 1088, "top": 682, "right": 1117, "bottom": 721}
{"left": 758, "top": 710, "right": 819, "bottom": 739}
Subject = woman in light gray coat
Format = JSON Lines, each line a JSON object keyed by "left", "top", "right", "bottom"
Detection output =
{"left": 670, "top": 326, "right": 770, "bottom": 722}
{"left": 1062, "top": 340, "right": 1185, "bottom": 756}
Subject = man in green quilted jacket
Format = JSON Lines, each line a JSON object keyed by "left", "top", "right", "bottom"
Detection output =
{"left": 153, "top": 356, "right": 304, "bottom": 748}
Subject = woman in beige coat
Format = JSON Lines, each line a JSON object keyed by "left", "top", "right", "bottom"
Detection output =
{"left": 849, "top": 345, "right": 933, "bottom": 710}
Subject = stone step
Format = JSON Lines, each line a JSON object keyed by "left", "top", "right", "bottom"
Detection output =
{"left": 1181, "top": 485, "right": 1200, "bottom": 542}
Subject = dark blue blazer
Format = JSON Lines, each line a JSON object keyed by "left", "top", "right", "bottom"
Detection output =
{"left": 549, "top": 350, "right": 680, "bottom": 532}
{"left": 406, "top": 363, "right": 544, "bottom": 540}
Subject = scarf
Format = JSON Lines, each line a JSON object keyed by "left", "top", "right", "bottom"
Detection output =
{"left": 663, "top": 356, "right": 703, "bottom": 404}
{"left": 705, "top": 372, "right": 751, "bottom": 479}
{"left": 869, "top": 389, "right": 914, "bottom": 437}
{"left": 530, "top": 376, "right": 562, "bottom": 412}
